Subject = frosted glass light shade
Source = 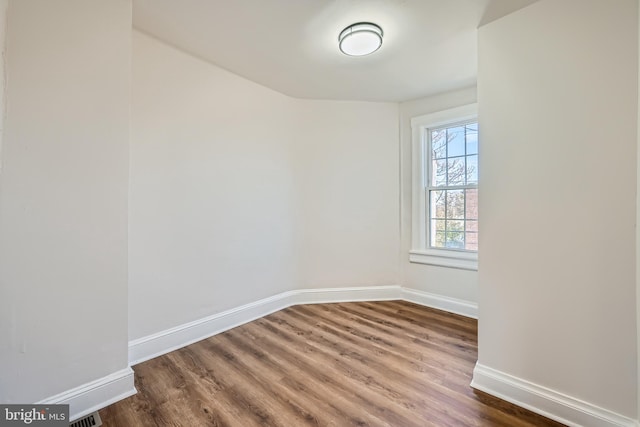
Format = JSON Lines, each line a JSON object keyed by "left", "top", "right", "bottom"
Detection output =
{"left": 338, "top": 22, "right": 383, "bottom": 56}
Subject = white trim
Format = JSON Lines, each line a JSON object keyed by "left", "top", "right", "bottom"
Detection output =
{"left": 129, "top": 286, "right": 403, "bottom": 365}
{"left": 126, "top": 288, "right": 639, "bottom": 427}
{"left": 471, "top": 363, "right": 636, "bottom": 427}
{"left": 411, "top": 111, "right": 428, "bottom": 251}
{"left": 128, "top": 286, "right": 474, "bottom": 365}
{"left": 38, "top": 367, "right": 136, "bottom": 422}
{"left": 410, "top": 104, "right": 479, "bottom": 130}
{"left": 409, "top": 249, "right": 478, "bottom": 271}
{"left": 410, "top": 103, "right": 479, "bottom": 270}
{"left": 291, "top": 285, "right": 401, "bottom": 305}
{"left": 128, "top": 291, "right": 296, "bottom": 365}
{"left": 401, "top": 287, "right": 478, "bottom": 319}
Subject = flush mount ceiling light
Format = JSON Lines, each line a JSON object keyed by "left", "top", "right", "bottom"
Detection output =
{"left": 338, "top": 22, "right": 383, "bottom": 56}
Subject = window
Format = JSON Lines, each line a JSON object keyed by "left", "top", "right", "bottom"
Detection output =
{"left": 410, "top": 104, "right": 478, "bottom": 270}
{"left": 429, "top": 122, "right": 478, "bottom": 250}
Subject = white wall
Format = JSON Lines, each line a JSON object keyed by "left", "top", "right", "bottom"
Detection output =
{"left": 637, "top": 0, "right": 640, "bottom": 418}
{"left": 0, "top": 0, "right": 131, "bottom": 403}
{"left": 294, "top": 100, "right": 399, "bottom": 289}
{"left": 0, "top": 0, "right": 6, "bottom": 170}
{"left": 399, "top": 87, "right": 478, "bottom": 302}
{"left": 6, "top": 0, "right": 638, "bottom": 422}
{"left": 130, "top": 32, "right": 400, "bottom": 340}
{"left": 478, "top": 0, "right": 637, "bottom": 419}
{"left": 130, "top": 31, "right": 298, "bottom": 340}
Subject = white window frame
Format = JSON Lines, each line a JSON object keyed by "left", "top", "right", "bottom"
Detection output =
{"left": 409, "top": 103, "right": 478, "bottom": 271}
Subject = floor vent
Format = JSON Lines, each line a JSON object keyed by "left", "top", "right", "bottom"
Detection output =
{"left": 70, "top": 412, "right": 102, "bottom": 427}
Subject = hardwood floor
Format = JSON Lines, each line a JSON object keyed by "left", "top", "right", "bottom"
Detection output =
{"left": 100, "top": 301, "right": 565, "bottom": 426}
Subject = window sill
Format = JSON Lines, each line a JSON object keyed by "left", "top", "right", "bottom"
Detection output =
{"left": 409, "top": 249, "right": 478, "bottom": 271}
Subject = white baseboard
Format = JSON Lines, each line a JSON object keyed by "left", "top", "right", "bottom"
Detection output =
{"left": 129, "top": 285, "right": 468, "bottom": 365}
{"left": 129, "top": 286, "right": 404, "bottom": 365}
{"left": 128, "top": 290, "right": 296, "bottom": 365}
{"left": 38, "top": 367, "right": 136, "bottom": 422}
{"left": 401, "top": 287, "right": 478, "bottom": 319}
{"left": 291, "top": 285, "right": 402, "bottom": 305}
{"left": 471, "top": 363, "right": 636, "bottom": 427}
{"left": 126, "top": 288, "right": 638, "bottom": 427}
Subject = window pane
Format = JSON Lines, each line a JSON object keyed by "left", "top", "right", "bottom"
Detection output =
{"left": 431, "top": 129, "right": 447, "bottom": 159}
{"left": 447, "top": 157, "right": 465, "bottom": 185}
{"left": 447, "top": 220, "right": 464, "bottom": 232}
{"left": 466, "top": 155, "right": 478, "bottom": 185}
{"left": 466, "top": 124, "right": 478, "bottom": 155}
{"left": 432, "top": 159, "right": 447, "bottom": 187}
{"left": 447, "top": 126, "right": 465, "bottom": 157}
{"left": 446, "top": 190, "right": 465, "bottom": 219}
{"left": 433, "top": 219, "right": 446, "bottom": 232}
{"left": 465, "top": 189, "right": 478, "bottom": 220}
{"left": 465, "top": 232, "right": 478, "bottom": 251}
{"left": 430, "top": 191, "right": 445, "bottom": 218}
{"left": 425, "top": 121, "right": 478, "bottom": 253}
{"left": 445, "top": 231, "right": 464, "bottom": 249}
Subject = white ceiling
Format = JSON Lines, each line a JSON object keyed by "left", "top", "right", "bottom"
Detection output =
{"left": 133, "top": 0, "right": 538, "bottom": 102}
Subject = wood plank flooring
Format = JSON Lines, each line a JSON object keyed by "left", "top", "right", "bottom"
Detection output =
{"left": 100, "top": 301, "right": 565, "bottom": 426}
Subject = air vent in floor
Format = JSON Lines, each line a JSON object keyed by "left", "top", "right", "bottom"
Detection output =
{"left": 69, "top": 411, "right": 102, "bottom": 427}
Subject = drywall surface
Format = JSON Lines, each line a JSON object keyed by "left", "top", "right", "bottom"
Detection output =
{"left": 0, "top": 0, "right": 131, "bottom": 402}
{"left": 637, "top": 1, "right": 640, "bottom": 419}
{"left": 0, "top": 0, "right": 6, "bottom": 173}
{"left": 130, "top": 31, "right": 298, "bottom": 340}
{"left": 478, "top": 0, "right": 637, "bottom": 417}
{"left": 130, "top": 32, "right": 400, "bottom": 340}
{"left": 293, "top": 100, "right": 400, "bottom": 289}
{"left": 399, "top": 87, "right": 478, "bottom": 302}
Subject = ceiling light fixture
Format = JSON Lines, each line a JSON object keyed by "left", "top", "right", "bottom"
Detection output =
{"left": 338, "top": 22, "right": 383, "bottom": 57}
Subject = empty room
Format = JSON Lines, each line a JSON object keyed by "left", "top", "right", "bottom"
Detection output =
{"left": 0, "top": 0, "right": 638, "bottom": 426}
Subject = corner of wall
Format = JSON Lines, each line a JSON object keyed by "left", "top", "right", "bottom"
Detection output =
{"left": 38, "top": 368, "right": 136, "bottom": 422}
